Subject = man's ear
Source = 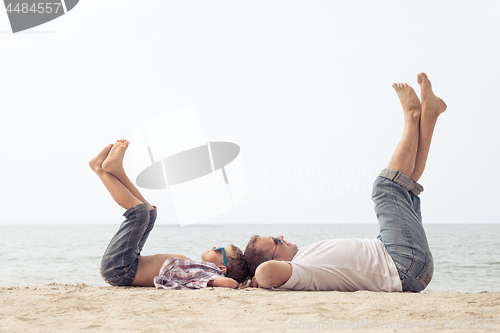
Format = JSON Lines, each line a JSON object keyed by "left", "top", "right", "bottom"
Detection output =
{"left": 218, "top": 265, "right": 227, "bottom": 274}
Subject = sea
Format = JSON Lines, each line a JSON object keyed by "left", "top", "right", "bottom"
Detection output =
{"left": 1, "top": 224, "right": 499, "bottom": 293}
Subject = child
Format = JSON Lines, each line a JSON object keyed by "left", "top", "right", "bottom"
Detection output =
{"left": 89, "top": 139, "right": 249, "bottom": 289}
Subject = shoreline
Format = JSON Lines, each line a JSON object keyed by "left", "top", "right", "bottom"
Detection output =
{"left": 1, "top": 284, "right": 499, "bottom": 332}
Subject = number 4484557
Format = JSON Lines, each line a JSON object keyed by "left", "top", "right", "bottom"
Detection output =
{"left": 6, "top": 2, "right": 62, "bottom": 14}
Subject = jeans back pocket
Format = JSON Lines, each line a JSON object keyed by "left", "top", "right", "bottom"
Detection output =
{"left": 415, "top": 252, "right": 434, "bottom": 290}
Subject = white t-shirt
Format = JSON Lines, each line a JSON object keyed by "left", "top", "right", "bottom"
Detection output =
{"left": 279, "top": 238, "right": 402, "bottom": 292}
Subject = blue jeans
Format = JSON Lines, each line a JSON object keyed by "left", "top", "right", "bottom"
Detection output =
{"left": 100, "top": 203, "right": 157, "bottom": 286}
{"left": 372, "top": 169, "right": 434, "bottom": 292}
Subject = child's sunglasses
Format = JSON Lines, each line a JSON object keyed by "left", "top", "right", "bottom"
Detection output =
{"left": 214, "top": 246, "right": 227, "bottom": 276}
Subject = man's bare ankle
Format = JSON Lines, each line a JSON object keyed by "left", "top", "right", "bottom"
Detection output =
{"left": 405, "top": 111, "right": 421, "bottom": 122}
{"left": 421, "top": 113, "right": 439, "bottom": 124}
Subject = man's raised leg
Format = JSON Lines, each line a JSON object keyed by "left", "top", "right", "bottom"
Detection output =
{"left": 372, "top": 77, "right": 437, "bottom": 293}
{"left": 410, "top": 73, "right": 447, "bottom": 182}
{"left": 387, "top": 83, "right": 422, "bottom": 177}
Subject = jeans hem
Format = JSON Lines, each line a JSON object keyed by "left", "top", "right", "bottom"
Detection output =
{"left": 378, "top": 169, "right": 424, "bottom": 196}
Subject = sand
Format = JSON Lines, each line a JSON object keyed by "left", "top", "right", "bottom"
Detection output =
{"left": 0, "top": 284, "right": 499, "bottom": 332}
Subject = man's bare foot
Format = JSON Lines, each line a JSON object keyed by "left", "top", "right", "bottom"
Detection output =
{"left": 102, "top": 139, "right": 130, "bottom": 175}
{"left": 418, "top": 72, "right": 447, "bottom": 118}
{"left": 392, "top": 83, "right": 422, "bottom": 121}
{"left": 89, "top": 144, "right": 113, "bottom": 172}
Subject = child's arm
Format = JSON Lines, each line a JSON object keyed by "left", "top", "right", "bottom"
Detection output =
{"left": 207, "top": 277, "right": 239, "bottom": 289}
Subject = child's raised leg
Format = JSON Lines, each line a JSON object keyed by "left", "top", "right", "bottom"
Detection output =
{"left": 90, "top": 140, "right": 156, "bottom": 286}
{"left": 89, "top": 142, "right": 143, "bottom": 210}
{"left": 101, "top": 140, "right": 155, "bottom": 211}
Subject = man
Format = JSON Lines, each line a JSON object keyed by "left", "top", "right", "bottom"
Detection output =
{"left": 244, "top": 72, "right": 446, "bottom": 292}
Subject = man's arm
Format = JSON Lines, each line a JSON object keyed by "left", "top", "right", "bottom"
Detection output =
{"left": 253, "top": 260, "right": 292, "bottom": 288}
{"left": 207, "top": 277, "right": 239, "bottom": 289}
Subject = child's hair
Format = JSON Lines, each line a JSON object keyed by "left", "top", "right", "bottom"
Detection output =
{"left": 225, "top": 244, "right": 250, "bottom": 283}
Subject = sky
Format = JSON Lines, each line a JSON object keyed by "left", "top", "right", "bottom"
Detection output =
{"left": 1, "top": 0, "right": 499, "bottom": 225}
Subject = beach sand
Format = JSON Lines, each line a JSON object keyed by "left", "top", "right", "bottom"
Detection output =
{"left": 1, "top": 284, "right": 499, "bottom": 332}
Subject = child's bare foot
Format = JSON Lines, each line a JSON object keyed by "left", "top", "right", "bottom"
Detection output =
{"left": 102, "top": 139, "right": 130, "bottom": 175}
{"left": 89, "top": 144, "right": 113, "bottom": 172}
{"left": 392, "top": 82, "right": 422, "bottom": 121}
{"left": 418, "top": 72, "right": 447, "bottom": 118}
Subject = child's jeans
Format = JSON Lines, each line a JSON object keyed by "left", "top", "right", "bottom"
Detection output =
{"left": 372, "top": 169, "right": 434, "bottom": 292}
{"left": 100, "top": 203, "right": 157, "bottom": 286}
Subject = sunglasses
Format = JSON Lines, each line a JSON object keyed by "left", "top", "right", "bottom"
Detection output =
{"left": 271, "top": 237, "right": 284, "bottom": 260}
{"left": 213, "top": 246, "right": 227, "bottom": 276}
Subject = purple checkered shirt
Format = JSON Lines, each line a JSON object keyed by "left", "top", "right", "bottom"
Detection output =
{"left": 154, "top": 258, "right": 224, "bottom": 290}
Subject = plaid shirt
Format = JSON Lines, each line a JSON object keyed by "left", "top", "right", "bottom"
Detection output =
{"left": 154, "top": 258, "right": 224, "bottom": 290}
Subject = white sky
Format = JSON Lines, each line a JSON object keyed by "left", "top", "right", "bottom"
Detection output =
{"left": 1, "top": 0, "right": 499, "bottom": 224}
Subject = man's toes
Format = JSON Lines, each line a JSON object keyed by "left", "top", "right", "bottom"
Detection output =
{"left": 392, "top": 83, "right": 403, "bottom": 91}
{"left": 418, "top": 72, "right": 429, "bottom": 85}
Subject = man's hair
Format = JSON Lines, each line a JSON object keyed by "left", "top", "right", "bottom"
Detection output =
{"left": 243, "top": 235, "right": 271, "bottom": 277}
{"left": 226, "top": 244, "right": 250, "bottom": 283}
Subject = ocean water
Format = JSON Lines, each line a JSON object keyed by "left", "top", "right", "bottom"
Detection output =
{"left": 1, "top": 224, "right": 499, "bottom": 293}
